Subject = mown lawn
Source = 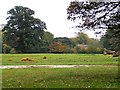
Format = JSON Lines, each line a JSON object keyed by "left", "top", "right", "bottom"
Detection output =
{"left": 2, "top": 66, "right": 118, "bottom": 88}
{"left": 2, "top": 54, "right": 119, "bottom": 65}
{"left": 2, "top": 54, "right": 119, "bottom": 88}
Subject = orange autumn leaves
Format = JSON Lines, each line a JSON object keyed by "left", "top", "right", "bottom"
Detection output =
{"left": 48, "top": 42, "right": 66, "bottom": 53}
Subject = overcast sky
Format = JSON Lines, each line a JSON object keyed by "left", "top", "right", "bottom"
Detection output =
{"left": 0, "top": 0, "right": 99, "bottom": 38}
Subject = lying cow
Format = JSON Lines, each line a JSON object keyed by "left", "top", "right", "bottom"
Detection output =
{"left": 21, "top": 57, "right": 29, "bottom": 61}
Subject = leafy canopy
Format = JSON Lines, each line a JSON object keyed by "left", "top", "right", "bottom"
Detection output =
{"left": 67, "top": 1, "right": 120, "bottom": 31}
{"left": 2, "top": 6, "right": 47, "bottom": 53}
{"left": 67, "top": 1, "right": 120, "bottom": 52}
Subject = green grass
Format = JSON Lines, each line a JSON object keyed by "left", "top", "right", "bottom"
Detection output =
{"left": 2, "top": 66, "right": 118, "bottom": 88}
{"left": 2, "top": 54, "right": 119, "bottom": 88}
{"left": 2, "top": 54, "right": 119, "bottom": 65}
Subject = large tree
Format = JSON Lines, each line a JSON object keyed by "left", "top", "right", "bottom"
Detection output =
{"left": 101, "top": 28, "right": 120, "bottom": 51}
{"left": 67, "top": 1, "right": 120, "bottom": 52}
{"left": 2, "top": 6, "right": 47, "bottom": 53}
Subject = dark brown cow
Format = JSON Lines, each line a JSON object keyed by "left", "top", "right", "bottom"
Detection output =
{"left": 43, "top": 56, "right": 47, "bottom": 59}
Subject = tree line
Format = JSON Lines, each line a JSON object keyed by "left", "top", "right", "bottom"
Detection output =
{"left": 1, "top": 1, "right": 120, "bottom": 54}
{"left": 1, "top": 29, "right": 103, "bottom": 54}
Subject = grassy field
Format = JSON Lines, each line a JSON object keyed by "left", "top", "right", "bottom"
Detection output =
{"left": 2, "top": 66, "right": 118, "bottom": 88}
{"left": 2, "top": 54, "right": 119, "bottom": 88}
{"left": 2, "top": 54, "right": 119, "bottom": 65}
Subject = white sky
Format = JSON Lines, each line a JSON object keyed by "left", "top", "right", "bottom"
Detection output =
{"left": 0, "top": 0, "right": 99, "bottom": 38}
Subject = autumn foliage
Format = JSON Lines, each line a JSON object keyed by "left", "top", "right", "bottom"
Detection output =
{"left": 48, "top": 42, "right": 66, "bottom": 53}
